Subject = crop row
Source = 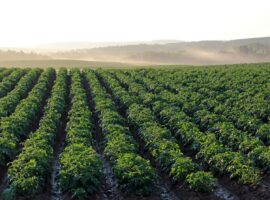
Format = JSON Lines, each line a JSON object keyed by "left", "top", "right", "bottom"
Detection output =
{"left": 86, "top": 70, "right": 155, "bottom": 195}
{"left": 3, "top": 69, "right": 68, "bottom": 198}
{"left": 143, "top": 69, "right": 270, "bottom": 142}
{"left": 0, "top": 69, "right": 41, "bottom": 119}
{"left": 127, "top": 70, "right": 270, "bottom": 174}
{"left": 59, "top": 69, "right": 102, "bottom": 199}
{"left": 97, "top": 70, "right": 216, "bottom": 192}
{"left": 0, "top": 69, "right": 26, "bottom": 98}
{"left": 0, "top": 66, "right": 269, "bottom": 199}
{"left": 0, "top": 68, "right": 15, "bottom": 82}
{"left": 0, "top": 68, "right": 55, "bottom": 165}
{"left": 109, "top": 70, "right": 261, "bottom": 185}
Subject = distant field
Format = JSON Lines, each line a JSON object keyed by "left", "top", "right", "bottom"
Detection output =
{"left": 0, "top": 59, "right": 137, "bottom": 68}
{"left": 0, "top": 59, "right": 270, "bottom": 69}
{"left": 1, "top": 64, "right": 270, "bottom": 200}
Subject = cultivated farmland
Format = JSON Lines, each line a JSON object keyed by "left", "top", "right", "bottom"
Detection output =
{"left": 1, "top": 64, "right": 270, "bottom": 200}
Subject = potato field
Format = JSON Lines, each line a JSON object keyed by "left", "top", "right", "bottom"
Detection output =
{"left": 1, "top": 64, "right": 270, "bottom": 200}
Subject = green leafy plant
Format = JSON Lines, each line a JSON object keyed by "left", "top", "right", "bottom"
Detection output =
{"left": 186, "top": 171, "right": 216, "bottom": 192}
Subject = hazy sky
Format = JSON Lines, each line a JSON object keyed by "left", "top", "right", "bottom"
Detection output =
{"left": 0, "top": 0, "right": 269, "bottom": 47}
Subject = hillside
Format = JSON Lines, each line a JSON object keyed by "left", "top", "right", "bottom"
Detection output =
{"left": 1, "top": 37, "right": 270, "bottom": 66}
{"left": 49, "top": 37, "right": 270, "bottom": 65}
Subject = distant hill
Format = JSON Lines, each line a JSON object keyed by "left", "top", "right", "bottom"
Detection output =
{"left": 1, "top": 37, "right": 270, "bottom": 66}
{"left": 0, "top": 59, "right": 135, "bottom": 68}
{"left": 0, "top": 50, "right": 50, "bottom": 61}
{"left": 34, "top": 40, "right": 182, "bottom": 51}
{"left": 49, "top": 37, "right": 270, "bottom": 65}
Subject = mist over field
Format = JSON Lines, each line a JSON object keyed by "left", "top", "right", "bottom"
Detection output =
{"left": 1, "top": 37, "right": 270, "bottom": 66}
{"left": 48, "top": 37, "right": 270, "bottom": 65}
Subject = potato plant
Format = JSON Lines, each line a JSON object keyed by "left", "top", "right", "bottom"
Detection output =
{"left": 59, "top": 70, "right": 102, "bottom": 199}
{"left": 98, "top": 71, "right": 216, "bottom": 192}
{"left": 85, "top": 71, "right": 156, "bottom": 195}
{"left": 0, "top": 68, "right": 55, "bottom": 165}
{"left": 1, "top": 65, "right": 270, "bottom": 199}
{"left": 5, "top": 69, "right": 67, "bottom": 197}
{"left": 0, "top": 69, "right": 41, "bottom": 119}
